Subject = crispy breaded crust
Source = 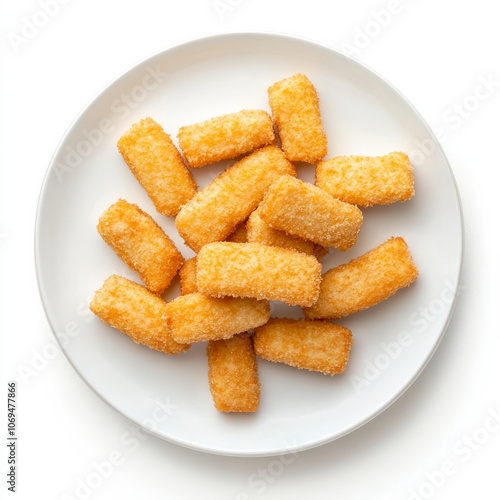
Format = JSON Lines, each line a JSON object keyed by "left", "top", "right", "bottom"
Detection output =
{"left": 207, "top": 334, "right": 260, "bottom": 412}
{"left": 225, "top": 221, "right": 248, "bottom": 243}
{"left": 175, "top": 146, "right": 296, "bottom": 252}
{"left": 89, "top": 275, "right": 188, "bottom": 354}
{"left": 97, "top": 199, "right": 184, "bottom": 294}
{"left": 303, "top": 237, "right": 419, "bottom": 319}
{"left": 177, "top": 109, "right": 275, "bottom": 168}
{"left": 197, "top": 242, "right": 322, "bottom": 307}
{"left": 166, "top": 292, "right": 270, "bottom": 344}
{"left": 178, "top": 257, "right": 198, "bottom": 295}
{"left": 117, "top": 117, "right": 197, "bottom": 217}
{"left": 259, "top": 175, "right": 363, "bottom": 250}
{"left": 316, "top": 152, "right": 415, "bottom": 207}
{"left": 268, "top": 73, "right": 327, "bottom": 163}
{"left": 254, "top": 318, "right": 352, "bottom": 375}
{"left": 246, "top": 205, "right": 316, "bottom": 255}
{"left": 177, "top": 230, "right": 250, "bottom": 300}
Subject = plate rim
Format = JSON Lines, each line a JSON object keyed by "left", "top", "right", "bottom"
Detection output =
{"left": 34, "top": 31, "right": 465, "bottom": 457}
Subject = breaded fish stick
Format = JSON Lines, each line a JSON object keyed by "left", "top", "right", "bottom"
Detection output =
{"left": 166, "top": 293, "right": 270, "bottom": 344}
{"left": 303, "top": 237, "right": 419, "bottom": 319}
{"left": 207, "top": 334, "right": 260, "bottom": 412}
{"left": 89, "top": 275, "right": 188, "bottom": 354}
{"left": 316, "top": 152, "right": 415, "bottom": 207}
{"left": 178, "top": 109, "right": 275, "bottom": 168}
{"left": 259, "top": 175, "right": 363, "bottom": 251}
{"left": 246, "top": 205, "right": 316, "bottom": 256}
{"left": 178, "top": 257, "right": 198, "bottom": 296}
{"left": 175, "top": 146, "right": 296, "bottom": 252}
{"left": 254, "top": 318, "right": 353, "bottom": 375}
{"left": 268, "top": 73, "right": 327, "bottom": 163}
{"left": 197, "top": 242, "right": 322, "bottom": 307}
{"left": 97, "top": 199, "right": 184, "bottom": 294}
{"left": 117, "top": 117, "right": 197, "bottom": 216}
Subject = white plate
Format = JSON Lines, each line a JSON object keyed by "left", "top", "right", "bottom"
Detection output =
{"left": 35, "top": 32, "right": 463, "bottom": 457}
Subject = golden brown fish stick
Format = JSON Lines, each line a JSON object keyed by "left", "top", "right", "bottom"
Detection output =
{"left": 246, "top": 205, "right": 316, "bottom": 255}
{"left": 175, "top": 146, "right": 296, "bottom": 252}
{"left": 165, "top": 292, "right": 270, "bottom": 344}
{"left": 303, "top": 237, "right": 419, "bottom": 320}
{"left": 268, "top": 73, "right": 327, "bottom": 163}
{"left": 97, "top": 199, "right": 184, "bottom": 294}
{"left": 89, "top": 275, "right": 188, "bottom": 355}
{"left": 117, "top": 117, "right": 197, "bottom": 216}
{"left": 178, "top": 257, "right": 198, "bottom": 296}
{"left": 254, "top": 318, "right": 353, "bottom": 375}
{"left": 177, "top": 109, "right": 275, "bottom": 168}
{"left": 259, "top": 175, "right": 363, "bottom": 251}
{"left": 316, "top": 152, "right": 415, "bottom": 207}
{"left": 207, "top": 334, "right": 260, "bottom": 412}
{"left": 197, "top": 242, "right": 322, "bottom": 307}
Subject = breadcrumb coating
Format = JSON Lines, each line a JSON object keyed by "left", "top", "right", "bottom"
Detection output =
{"left": 259, "top": 174, "right": 363, "bottom": 251}
{"left": 166, "top": 292, "right": 270, "bottom": 344}
{"left": 268, "top": 73, "right": 327, "bottom": 163}
{"left": 246, "top": 204, "right": 316, "bottom": 255}
{"left": 254, "top": 318, "right": 353, "bottom": 375}
{"left": 207, "top": 335, "right": 260, "bottom": 412}
{"left": 89, "top": 275, "right": 188, "bottom": 355}
{"left": 97, "top": 199, "right": 184, "bottom": 294}
{"left": 225, "top": 221, "right": 248, "bottom": 243}
{"left": 303, "top": 237, "right": 419, "bottom": 319}
{"left": 175, "top": 146, "right": 296, "bottom": 252}
{"left": 177, "top": 109, "right": 275, "bottom": 168}
{"left": 316, "top": 152, "right": 415, "bottom": 207}
{"left": 117, "top": 117, "right": 197, "bottom": 216}
{"left": 197, "top": 242, "right": 322, "bottom": 307}
{"left": 178, "top": 257, "right": 198, "bottom": 296}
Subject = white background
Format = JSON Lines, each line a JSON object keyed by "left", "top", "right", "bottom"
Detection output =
{"left": 1, "top": 1, "right": 499, "bottom": 499}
